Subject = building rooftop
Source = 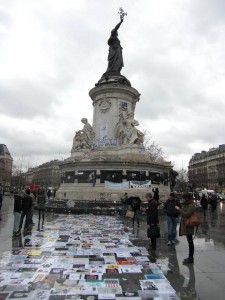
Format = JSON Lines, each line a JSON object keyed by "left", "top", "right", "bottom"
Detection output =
{"left": 0, "top": 144, "right": 11, "bottom": 157}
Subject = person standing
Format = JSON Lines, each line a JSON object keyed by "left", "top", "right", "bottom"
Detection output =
{"left": 47, "top": 189, "right": 51, "bottom": 200}
{"left": 200, "top": 194, "right": 208, "bottom": 216}
{"left": 210, "top": 193, "right": 217, "bottom": 213}
{"left": 164, "top": 193, "right": 181, "bottom": 246}
{"left": 175, "top": 193, "right": 195, "bottom": 264}
{"left": 152, "top": 188, "right": 159, "bottom": 203}
{"left": 121, "top": 192, "right": 128, "bottom": 217}
{"left": 130, "top": 195, "right": 142, "bottom": 227}
{"left": 12, "top": 191, "right": 22, "bottom": 236}
{"left": 146, "top": 192, "right": 159, "bottom": 250}
{"left": 37, "top": 189, "right": 46, "bottom": 231}
{"left": 17, "top": 189, "right": 33, "bottom": 235}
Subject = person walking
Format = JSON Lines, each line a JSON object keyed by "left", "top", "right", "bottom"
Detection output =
{"left": 17, "top": 189, "right": 33, "bottom": 235}
{"left": 146, "top": 192, "right": 159, "bottom": 250}
{"left": 37, "top": 189, "right": 46, "bottom": 231}
{"left": 12, "top": 191, "right": 22, "bottom": 236}
{"left": 200, "top": 194, "right": 208, "bottom": 216}
{"left": 175, "top": 193, "right": 195, "bottom": 264}
{"left": 130, "top": 195, "right": 142, "bottom": 227}
{"left": 164, "top": 192, "right": 181, "bottom": 246}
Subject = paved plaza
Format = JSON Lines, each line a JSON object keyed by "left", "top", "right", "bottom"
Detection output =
{"left": 1, "top": 197, "right": 225, "bottom": 299}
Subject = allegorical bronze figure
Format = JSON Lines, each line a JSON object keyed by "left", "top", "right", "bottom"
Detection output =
{"left": 104, "top": 8, "right": 127, "bottom": 76}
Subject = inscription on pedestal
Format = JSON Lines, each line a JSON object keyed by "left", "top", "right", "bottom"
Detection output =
{"left": 94, "top": 138, "right": 117, "bottom": 148}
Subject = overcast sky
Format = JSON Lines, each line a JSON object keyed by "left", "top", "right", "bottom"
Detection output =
{"left": 0, "top": 0, "right": 225, "bottom": 170}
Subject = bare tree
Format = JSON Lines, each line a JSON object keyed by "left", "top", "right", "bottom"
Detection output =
{"left": 11, "top": 157, "right": 32, "bottom": 188}
{"left": 174, "top": 168, "right": 189, "bottom": 192}
{"left": 143, "top": 130, "right": 164, "bottom": 162}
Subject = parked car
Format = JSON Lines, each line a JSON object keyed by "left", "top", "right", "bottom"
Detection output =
{"left": 217, "top": 193, "right": 225, "bottom": 202}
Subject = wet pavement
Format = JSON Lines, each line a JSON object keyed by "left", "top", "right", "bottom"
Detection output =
{"left": 1, "top": 197, "right": 225, "bottom": 299}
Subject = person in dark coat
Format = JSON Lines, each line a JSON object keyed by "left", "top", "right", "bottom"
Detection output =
{"left": 47, "top": 189, "right": 52, "bottom": 200}
{"left": 17, "top": 189, "right": 33, "bottom": 234}
{"left": 200, "top": 194, "right": 208, "bottom": 216}
{"left": 121, "top": 192, "right": 128, "bottom": 217}
{"left": 152, "top": 187, "right": 159, "bottom": 203}
{"left": 12, "top": 191, "right": 22, "bottom": 236}
{"left": 146, "top": 192, "right": 159, "bottom": 250}
{"left": 175, "top": 193, "right": 195, "bottom": 264}
{"left": 210, "top": 193, "right": 217, "bottom": 212}
{"left": 37, "top": 189, "right": 46, "bottom": 231}
{"left": 129, "top": 195, "right": 142, "bottom": 227}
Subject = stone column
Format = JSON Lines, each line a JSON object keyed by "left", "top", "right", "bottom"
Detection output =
{"left": 89, "top": 84, "right": 141, "bottom": 148}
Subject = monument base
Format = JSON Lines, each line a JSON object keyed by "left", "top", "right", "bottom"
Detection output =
{"left": 56, "top": 158, "right": 171, "bottom": 201}
{"left": 56, "top": 182, "right": 170, "bottom": 202}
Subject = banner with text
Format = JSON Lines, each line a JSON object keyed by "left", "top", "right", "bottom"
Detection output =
{"left": 105, "top": 180, "right": 151, "bottom": 190}
{"left": 105, "top": 181, "right": 129, "bottom": 190}
{"left": 130, "top": 180, "right": 151, "bottom": 189}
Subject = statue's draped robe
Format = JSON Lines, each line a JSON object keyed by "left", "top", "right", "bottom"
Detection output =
{"left": 105, "top": 34, "right": 123, "bottom": 75}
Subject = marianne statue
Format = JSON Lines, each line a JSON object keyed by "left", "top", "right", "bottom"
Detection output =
{"left": 104, "top": 8, "right": 127, "bottom": 77}
{"left": 96, "top": 8, "right": 130, "bottom": 86}
{"left": 104, "top": 19, "right": 124, "bottom": 76}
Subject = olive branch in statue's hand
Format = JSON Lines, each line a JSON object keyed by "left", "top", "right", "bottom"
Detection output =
{"left": 118, "top": 7, "right": 127, "bottom": 21}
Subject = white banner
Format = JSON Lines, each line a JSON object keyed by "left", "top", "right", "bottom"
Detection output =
{"left": 105, "top": 181, "right": 129, "bottom": 190}
{"left": 104, "top": 180, "right": 151, "bottom": 190}
{"left": 130, "top": 180, "right": 151, "bottom": 189}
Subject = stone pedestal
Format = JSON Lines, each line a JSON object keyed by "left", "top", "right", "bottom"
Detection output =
{"left": 90, "top": 83, "right": 140, "bottom": 148}
{"left": 57, "top": 80, "right": 172, "bottom": 201}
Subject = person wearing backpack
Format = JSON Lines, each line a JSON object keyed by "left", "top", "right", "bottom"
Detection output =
{"left": 164, "top": 192, "right": 181, "bottom": 246}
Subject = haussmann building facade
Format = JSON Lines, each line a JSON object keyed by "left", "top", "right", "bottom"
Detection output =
{"left": 188, "top": 144, "right": 225, "bottom": 192}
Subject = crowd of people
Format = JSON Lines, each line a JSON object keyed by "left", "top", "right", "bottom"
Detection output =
{"left": 0, "top": 187, "right": 55, "bottom": 234}
{"left": 1, "top": 185, "right": 219, "bottom": 265}
{"left": 120, "top": 188, "right": 219, "bottom": 265}
{"left": 1, "top": 188, "right": 49, "bottom": 236}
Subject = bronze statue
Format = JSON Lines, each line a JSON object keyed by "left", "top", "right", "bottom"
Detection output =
{"left": 104, "top": 8, "right": 127, "bottom": 76}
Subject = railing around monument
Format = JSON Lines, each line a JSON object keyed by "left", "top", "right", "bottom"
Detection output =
{"left": 34, "top": 199, "right": 169, "bottom": 216}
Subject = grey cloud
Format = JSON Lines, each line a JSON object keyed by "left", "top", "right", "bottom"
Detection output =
{"left": 0, "top": 79, "right": 59, "bottom": 118}
{"left": 188, "top": 0, "right": 225, "bottom": 35}
{"left": 1, "top": 0, "right": 225, "bottom": 169}
{"left": 0, "top": 8, "right": 12, "bottom": 26}
{"left": 2, "top": 122, "right": 71, "bottom": 159}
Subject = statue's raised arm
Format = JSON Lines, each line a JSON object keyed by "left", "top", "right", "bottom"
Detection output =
{"left": 113, "top": 19, "right": 123, "bottom": 33}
